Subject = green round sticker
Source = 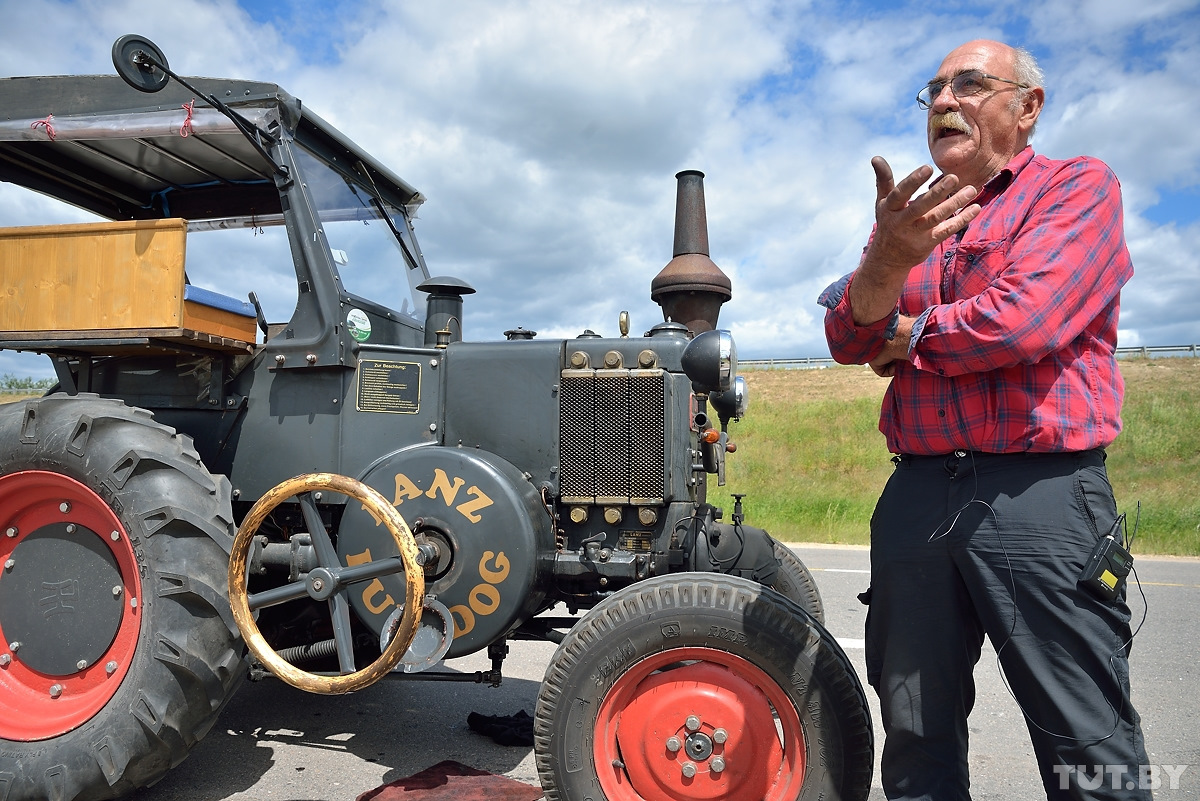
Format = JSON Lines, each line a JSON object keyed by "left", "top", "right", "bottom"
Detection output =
{"left": 346, "top": 308, "right": 372, "bottom": 342}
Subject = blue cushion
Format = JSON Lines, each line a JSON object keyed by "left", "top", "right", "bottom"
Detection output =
{"left": 183, "top": 285, "right": 256, "bottom": 318}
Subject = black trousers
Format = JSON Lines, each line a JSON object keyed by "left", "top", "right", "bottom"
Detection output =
{"left": 865, "top": 449, "right": 1151, "bottom": 800}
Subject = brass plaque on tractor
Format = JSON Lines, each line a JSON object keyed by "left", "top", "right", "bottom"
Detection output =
{"left": 357, "top": 359, "right": 421, "bottom": 414}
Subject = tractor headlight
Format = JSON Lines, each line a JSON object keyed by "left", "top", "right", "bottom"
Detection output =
{"left": 710, "top": 374, "right": 748, "bottom": 422}
{"left": 681, "top": 329, "right": 736, "bottom": 394}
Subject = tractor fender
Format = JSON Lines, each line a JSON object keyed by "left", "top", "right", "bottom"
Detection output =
{"left": 337, "top": 446, "right": 554, "bottom": 658}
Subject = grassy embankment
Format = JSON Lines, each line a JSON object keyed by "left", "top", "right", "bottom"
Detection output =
{"left": 4, "top": 359, "right": 1195, "bottom": 554}
{"left": 710, "top": 358, "right": 1200, "bottom": 556}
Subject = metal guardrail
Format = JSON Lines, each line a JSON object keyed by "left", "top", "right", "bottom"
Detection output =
{"left": 741, "top": 345, "right": 1199, "bottom": 371}
{"left": 1115, "top": 344, "right": 1199, "bottom": 358}
{"left": 740, "top": 357, "right": 838, "bottom": 370}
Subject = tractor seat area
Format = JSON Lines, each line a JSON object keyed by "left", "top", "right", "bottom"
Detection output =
{"left": 0, "top": 217, "right": 258, "bottom": 353}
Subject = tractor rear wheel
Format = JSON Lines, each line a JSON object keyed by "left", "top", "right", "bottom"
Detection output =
{"left": 0, "top": 394, "right": 245, "bottom": 801}
{"left": 533, "top": 573, "right": 873, "bottom": 801}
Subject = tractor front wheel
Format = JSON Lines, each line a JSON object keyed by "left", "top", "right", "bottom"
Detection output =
{"left": 533, "top": 573, "right": 874, "bottom": 801}
{"left": 0, "top": 395, "right": 245, "bottom": 801}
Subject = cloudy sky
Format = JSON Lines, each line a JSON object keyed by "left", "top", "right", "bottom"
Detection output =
{"left": 2, "top": 0, "right": 1198, "bottom": 379}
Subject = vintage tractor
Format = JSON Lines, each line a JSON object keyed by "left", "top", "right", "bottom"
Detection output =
{"left": 0, "top": 36, "right": 872, "bottom": 801}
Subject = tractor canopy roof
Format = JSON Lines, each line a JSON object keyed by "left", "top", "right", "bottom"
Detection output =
{"left": 0, "top": 74, "right": 425, "bottom": 223}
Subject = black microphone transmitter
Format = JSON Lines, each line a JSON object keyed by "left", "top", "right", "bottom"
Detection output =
{"left": 1079, "top": 516, "right": 1132, "bottom": 602}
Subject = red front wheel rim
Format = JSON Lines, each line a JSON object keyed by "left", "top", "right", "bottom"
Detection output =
{"left": 0, "top": 471, "right": 141, "bottom": 740}
{"left": 594, "top": 646, "right": 807, "bottom": 801}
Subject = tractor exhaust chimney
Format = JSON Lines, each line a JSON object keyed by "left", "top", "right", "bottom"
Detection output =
{"left": 418, "top": 276, "right": 475, "bottom": 348}
{"left": 650, "top": 170, "right": 731, "bottom": 334}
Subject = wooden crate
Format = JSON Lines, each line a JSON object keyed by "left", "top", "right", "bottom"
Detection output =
{"left": 0, "top": 218, "right": 256, "bottom": 346}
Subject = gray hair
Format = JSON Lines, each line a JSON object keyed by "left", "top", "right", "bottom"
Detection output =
{"left": 1010, "top": 46, "right": 1044, "bottom": 136}
{"left": 1012, "top": 47, "right": 1045, "bottom": 90}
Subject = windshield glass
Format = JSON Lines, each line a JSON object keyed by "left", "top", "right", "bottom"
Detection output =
{"left": 293, "top": 144, "right": 429, "bottom": 323}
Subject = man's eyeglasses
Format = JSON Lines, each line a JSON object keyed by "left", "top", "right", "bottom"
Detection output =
{"left": 917, "top": 70, "right": 1030, "bottom": 109}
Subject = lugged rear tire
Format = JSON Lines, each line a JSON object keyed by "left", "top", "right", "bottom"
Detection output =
{"left": 533, "top": 573, "right": 873, "bottom": 801}
{"left": 0, "top": 394, "right": 246, "bottom": 801}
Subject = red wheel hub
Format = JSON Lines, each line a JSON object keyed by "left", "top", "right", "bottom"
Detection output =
{"left": 0, "top": 471, "right": 141, "bottom": 740}
{"left": 594, "top": 647, "right": 806, "bottom": 801}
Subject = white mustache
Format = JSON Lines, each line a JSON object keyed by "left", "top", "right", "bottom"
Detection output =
{"left": 930, "top": 111, "right": 971, "bottom": 136}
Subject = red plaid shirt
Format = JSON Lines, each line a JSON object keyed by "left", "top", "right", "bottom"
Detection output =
{"left": 820, "top": 148, "right": 1133, "bottom": 455}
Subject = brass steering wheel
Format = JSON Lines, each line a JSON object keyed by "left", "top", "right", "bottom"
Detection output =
{"left": 228, "top": 473, "right": 424, "bottom": 694}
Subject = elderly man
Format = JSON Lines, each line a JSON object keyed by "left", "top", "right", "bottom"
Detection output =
{"left": 819, "top": 40, "right": 1150, "bottom": 800}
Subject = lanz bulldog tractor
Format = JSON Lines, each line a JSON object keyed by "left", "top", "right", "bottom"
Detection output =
{"left": 0, "top": 36, "right": 872, "bottom": 801}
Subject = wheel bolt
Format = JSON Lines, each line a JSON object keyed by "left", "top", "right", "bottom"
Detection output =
{"left": 9, "top": 642, "right": 20, "bottom": 652}
{"left": 113, "top": 585, "right": 123, "bottom": 597}
{"left": 130, "top": 597, "right": 138, "bottom": 609}
{"left": 0, "top": 654, "right": 10, "bottom": 666}
{"left": 681, "top": 762, "right": 696, "bottom": 778}
{"left": 49, "top": 684, "right": 63, "bottom": 698}
{"left": 110, "top": 530, "right": 120, "bottom": 541}
{"left": 711, "top": 756, "right": 726, "bottom": 774}
{"left": 76, "top": 659, "right": 88, "bottom": 670}
{"left": 312, "top": 578, "right": 325, "bottom": 592}
{"left": 106, "top": 661, "right": 118, "bottom": 675}
{"left": 685, "top": 715, "right": 701, "bottom": 732}
{"left": 713, "top": 727, "right": 728, "bottom": 744}
{"left": 5, "top": 527, "right": 16, "bottom": 538}
{"left": 665, "top": 736, "right": 682, "bottom": 753}
{"left": 59, "top": 502, "right": 71, "bottom": 514}
{"left": 65, "top": 523, "right": 76, "bottom": 534}
{"left": 3, "top": 558, "right": 13, "bottom": 571}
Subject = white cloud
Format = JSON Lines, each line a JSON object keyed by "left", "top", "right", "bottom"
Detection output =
{"left": 1, "top": 0, "right": 1198, "bottom": 383}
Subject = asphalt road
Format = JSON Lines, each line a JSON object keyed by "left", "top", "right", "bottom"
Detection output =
{"left": 126, "top": 545, "right": 1200, "bottom": 801}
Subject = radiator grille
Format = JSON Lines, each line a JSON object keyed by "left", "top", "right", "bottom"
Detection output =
{"left": 560, "top": 369, "right": 666, "bottom": 503}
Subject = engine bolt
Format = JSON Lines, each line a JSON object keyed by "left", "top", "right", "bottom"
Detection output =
{"left": 106, "top": 661, "right": 118, "bottom": 675}
{"left": 110, "top": 530, "right": 120, "bottom": 541}
{"left": 65, "top": 523, "right": 76, "bottom": 534}
{"left": 713, "top": 727, "right": 728, "bottom": 744}
{"left": 665, "top": 736, "right": 682, "bottom": 752}
{"left": 5, "top": 527, "right": 16, "bottom": 538}
{"left": 49, "top": 684, "right": 63, "bottom": 699}
{"left": 311, "top": 578, "right": 325, "bottom": 592}
{"left": 569, "top": 506, "right": 588, "bottom": 524}
{"left": 3, "top": 558, "right": 13, "bottom": 571}
{"left": 113, "top": 585, "right": 123, "bottom": 597}
{"left": 681, "top": 762, "right": 697, "bottom": 778}
{"left": 685, "top": 715, "right": 702, "bottom": 732}
{"left": 59, "top": 502, "right": 71, "bottom": 514}
{"left": 76, "top": 660, "right": 88, "bottom": 670}
{"left": 711, "top": 756, "right": 726, "bottom": 774}
{"left": 638, "top": 507, "right": 658, "bottom": 526}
